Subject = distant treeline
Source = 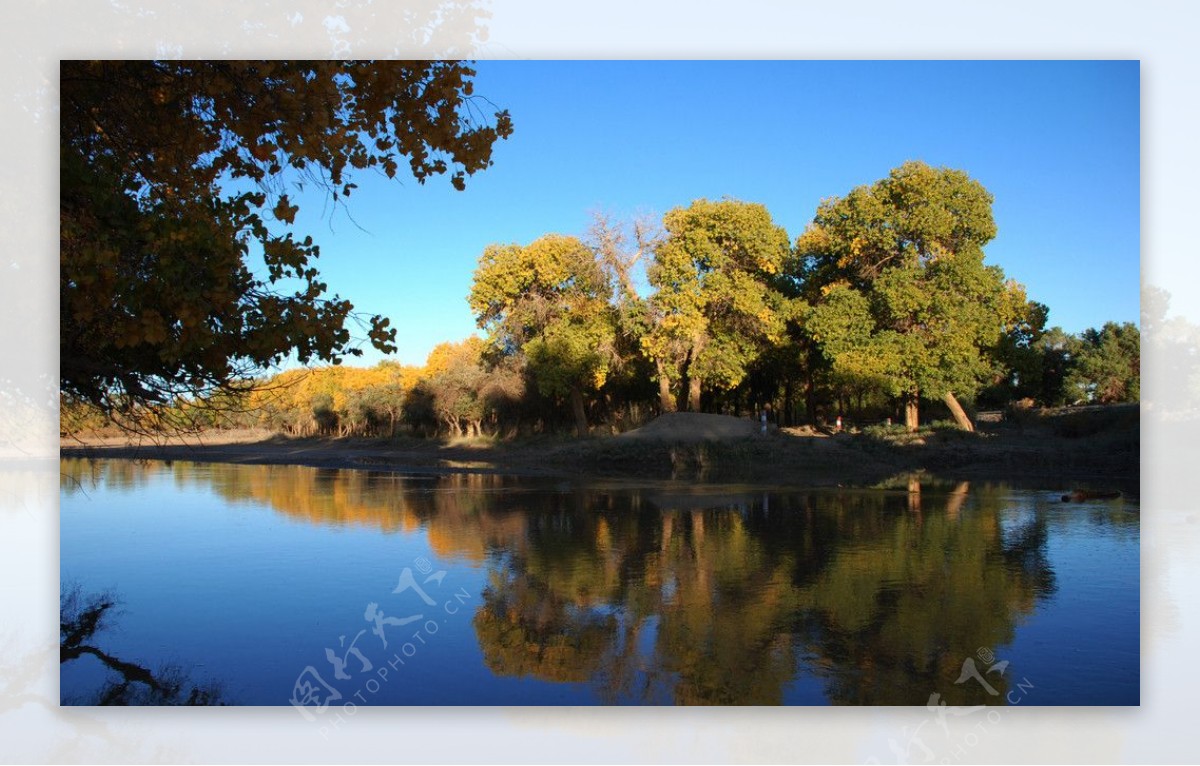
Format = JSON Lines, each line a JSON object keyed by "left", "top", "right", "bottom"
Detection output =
{"left": 62, "top": 321, "right": 1134, "bottom": 439}
{"left": 61, "top": 162, "right": 1141, "bottom": 438}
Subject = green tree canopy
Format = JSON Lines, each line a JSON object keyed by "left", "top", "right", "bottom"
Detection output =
{"left": 1032, "top": 327, "right": 1084, "bottom": 407}
{"left": 647, "top": 199, "right": 793, "bottom": 412}
{"left": 797, "top": 161, "right": 1022, "bottom": 430}
{"left": 61, "top": 60, "right": 512, "bottom": 416}
{"left": 977, "top": 299, "right": 1050, "bottom": 407}
{"left": 1067, "top": 321, "right": 1140, "bottom": 404}
{"left": 468, "top": 234, "right": 617, "bottom": 434}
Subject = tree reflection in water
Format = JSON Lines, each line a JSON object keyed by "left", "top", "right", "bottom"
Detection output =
{"left": 60, "top": 584, "right": 224, "bottom": 705}
{"left": 61, "top": 459, "right": 1133, "bottom": 705}
{"left": 463, "top": 484, "right": 1062, "bottom": 704}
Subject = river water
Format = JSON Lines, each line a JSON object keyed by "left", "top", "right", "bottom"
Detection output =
{"left": 60, "top": 458, "right": 1138, "bottom": 706}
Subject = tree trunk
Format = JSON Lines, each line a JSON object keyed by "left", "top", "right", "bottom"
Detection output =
{"left": 684, "top": 337, "right": 705, "bottom": 413}
{"left": 570, "top": 385, "right": 589, "bottom": 436}
{"left": 783, "top": 378, "right": 794, "bottom": 427}
{"left": 904, "top": 393, "right": 920, "bottom": 432}
{"left": 656, "top": 359, "right": 676, "bottom": 413}
{"left": 942, "top": 392, "right": 975, "bottom": 432}
{"left": 804, "top": 371, "right": 816, "bottom": 425}
{"left": 687, "top": 375, "right": 702, "bottom": 412}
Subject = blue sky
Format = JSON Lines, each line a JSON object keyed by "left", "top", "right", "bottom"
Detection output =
{"left": 286, "top": 60, "right": 1140, "bottom": 368}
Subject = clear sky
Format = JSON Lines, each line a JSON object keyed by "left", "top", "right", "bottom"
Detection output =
{"left": 286, "top": 60, "right": 1140, "bottom": 368}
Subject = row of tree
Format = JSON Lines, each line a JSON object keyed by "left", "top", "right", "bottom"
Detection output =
{"left": 982, "top": 320, "right": 1140, "bottom": 409}
{"left": 59, "top": 63, "right": 1141, "bottom": 436}
{"left": 62, "top": 161, "right": 1140, "bottom": 439}
{"left": 458, "top": 161, "right": 1137, "bottom": 434}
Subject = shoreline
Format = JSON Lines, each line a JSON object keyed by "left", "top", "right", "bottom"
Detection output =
{"left": 59, "top": 422, "right": 1140, "bottom": 496}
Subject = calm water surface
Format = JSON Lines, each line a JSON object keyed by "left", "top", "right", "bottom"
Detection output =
{"left": 60, "top": 458, "right": 1139, "bottom": 706}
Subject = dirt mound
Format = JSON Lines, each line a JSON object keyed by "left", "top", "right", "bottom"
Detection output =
{"left": 618, "top": 412, "right": 762, "bottom": 441}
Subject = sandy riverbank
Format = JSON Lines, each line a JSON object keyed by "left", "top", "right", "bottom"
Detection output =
{"left": 60, "top": 410, "right": 1139, "bottom": 494}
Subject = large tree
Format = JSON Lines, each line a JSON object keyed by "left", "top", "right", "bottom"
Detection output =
{"left": 798, "top": 161, "right": 1021, "bottom": 431}
{"left": 61, "top": 60, "right": 512, "bottom": 416}
{"left": 646, "top": 199, "right": 793, "bottom": 412}
{"left": 468, "top": 234, "right": 616, "bottom": 435}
